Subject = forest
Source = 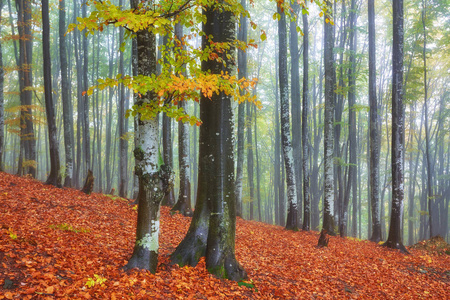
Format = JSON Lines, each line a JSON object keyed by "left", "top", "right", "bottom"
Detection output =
{"left": 0, "top": 0, "right": 449, "bottom": 297}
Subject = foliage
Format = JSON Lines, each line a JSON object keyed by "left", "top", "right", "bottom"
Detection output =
{"left": 0, "top": 172, "right": 449, "bottom": 299}
{"left": 68, "top": 0, "right": 262, "bottom": 125}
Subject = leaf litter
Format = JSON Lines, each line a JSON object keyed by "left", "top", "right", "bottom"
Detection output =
{"left": 0, "top": 172, "right": 448, "bottom": 299}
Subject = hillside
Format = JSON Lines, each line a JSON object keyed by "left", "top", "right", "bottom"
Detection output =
{"left": 0, "top": 172, "right": 448, "bottom": 299}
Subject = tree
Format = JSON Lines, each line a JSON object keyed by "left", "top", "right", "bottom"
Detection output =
{"left": 235, "top": 0, "right": 247, "bottom": 218}
{"left": 42, "top": 0, "right": 61, "bottom": 187}
{"left": 278, "top": 2, "right": 298, "bottom": 230}
{"left": 340, "top": 0, "right": 357, "bottom": 238}
{"left": 368, "top": 0, "right": 382, "bottom": 242}
{"left": 59, "top": 0, "right": 74, "bottom": 187}
{"left": 16, "top": 0, "right": 36, "bottom": 177}
{"left": 322, "top": 0, "right": 336, "bottom": 235}
{"left": 74, "top": 0, "right": 256, "bottom": 275}
{"left": 383, "top": 0, "right": 408, "bottom": 253}
{"left": 172, "top": 22, "right": 192, "bottom": 217}
{"left": 118, "top": 0, "right": 128, "bottom": 198}
{"left": 301, "top": 7, "right": 310, "bottom": 231}
{"left": 203, "top": 3, "right": 247, "bottom": 280}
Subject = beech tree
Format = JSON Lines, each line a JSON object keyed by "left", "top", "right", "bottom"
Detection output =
{"left": 368, "top": 0, "right": 382, "bottom": 242}
{"left": 278, "top": 2, "right": 298, "bottom": 231}
{"left": 322, "top": 0, "right": 336, "bottom": 235}
{"left": 0, "top": 0, "right": 3, "bottom": 172}
{"left": 383, "top": 0, "right": 408, "bottom": 253}
{"left": 42, "top": 0, "right": 61, "bottom": 187}
{"left": 74, "top": 0, "right": 256, "bottom": 275}
{"left": 17, "top": 0, "right": 36, "bottom": 177}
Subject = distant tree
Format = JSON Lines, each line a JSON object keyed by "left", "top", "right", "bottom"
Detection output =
{"left": 59, "top": 0, "right": 75, "bottom": 187}
{"left": 42, "top": 0, "right": 61, "bottom": 187}
{"left": 383, "top": 0, "right": 408, "bottom": 253}
{"left": 172, "top": 22, "right": 192, "bottom": 217}
{"left": 16, "top": 0, "right": 36, "bottom": 177}
{"left": 368, "top": 0, "right": 382, "bottom": 242}
{"left": 235, "top": 0, "right": 247, "bottom": 218}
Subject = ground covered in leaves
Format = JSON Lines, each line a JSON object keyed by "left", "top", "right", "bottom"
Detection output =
{"left": 1, "top": 172, "right": 449, "bottom": 299}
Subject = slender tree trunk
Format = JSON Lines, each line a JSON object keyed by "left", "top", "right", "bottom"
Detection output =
{"left": 235, "top": 0, "right": 247, "bottom": 218}
{"left": 278, "top": 4, "right": 298, "bottom": 230}
{"left": 290, "top": 2, "right": 302, "bottom": 225}
{"left": 323, "top": 0, "right": 336, "bottom": 235}
{"left": 118, "top": 7, "right": 128, "bottom": 198}
{"left": 422, "top": 1, "right": 434, "bottom": 238}
{"left": 368, "top": 0, "right": 382, "bottom": 242}
{"left": 59, "top": 0, "right": 74, "bottom": 187}
{"left": 42, "top": 0, "right": 61, "bottom": 187}
{"left": 301, "top": 9, "right": 310, "bottom": 231}
{"left": 17, "top": 0, "right": 36, "bottom": 178}
{"left": 172, "top": 23, "right": 192, "bottom": 216}
{"left": 82, "top": 1, "right": 91, "bottom": 173}
{"left": 384, "top": 0, "right": 408, "bottom": 253}
{"left": 246, "top": 100, "right": 255, "bottom": 220}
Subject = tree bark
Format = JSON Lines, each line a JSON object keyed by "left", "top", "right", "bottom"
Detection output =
{"left": 42, "top": 0, "right": 61, "bottom": 187}
{"left": 17, "top": 0, "right": 36, "bottom": 178}
{"left": 124, "top": 6, "right": 170, "bottom": 271}
{"left": 368, "top": 0, "right": 382, "bottom": 242}
{"left": 0, "top": 0, "right": 4, "bottom": 172}
{"left": 59, "top": 0, "right": 74, "bottom": 187}
{"left": 383, "top": 0, "right": 408, "bottom": 253}
{"left": 172, "top": 23, "right": 192, "bottom": 217}
{"left": 301, "top": 9, "right": 310, "bottom": 231}
{"left": 323, "top": 0, "right": 336, "bottom": 235}
{"left": 234, "top": 0, "right": 247, "bottom": 219}
{"left": 278, "top": 4, "right": 298, "bottom": 231}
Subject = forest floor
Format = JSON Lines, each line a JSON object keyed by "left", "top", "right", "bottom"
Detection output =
{"left": 0, "top": 172, "right": 449, "bottom": 299}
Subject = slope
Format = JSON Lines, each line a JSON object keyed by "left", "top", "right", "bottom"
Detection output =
{"left": 0, "top": 172, "right": 448, "bottom": 299}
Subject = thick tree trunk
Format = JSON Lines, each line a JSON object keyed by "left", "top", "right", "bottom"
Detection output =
{"left": 383, "top": 0, "right": 408, "bottom": 253}
{"left": 42, "top": 0, "right": 61, "bottom": 187}
{"left": 323, "top": 0, "right": 336, "bottom": 235}
{"left": 278, "top": 4, "right": 298, "bottom": 231}
{"left": 124, "top": 18, "right": 170, "bottom": 272}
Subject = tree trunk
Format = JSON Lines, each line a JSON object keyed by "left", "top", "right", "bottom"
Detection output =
{"left": 368, "top": 0, "right": 382, "bottom": 242}
{"left": 172, "top": 23, "right": 192, "bottom": 217}
{"left": 323, "top": 0, "right": 336, "bottom": 235}
{"left": 246, "top": 101, "right": 255, "bottom": 220}
{"left": 17, "top": 0, "right": 36, "bottom": 178}
{"left": 124, "top": 11, "right": 170, "bottom": 271}
{"left": 290, "top": 2, "right": 302, "bottom": 226}
{"left": 42, "top": 0, "right": 61, "bottom": 187}
{"left": 118, "top": 5, "right": 128, "bottom": 198}
{"left": 59, "top": 0, "right": 74, "bottom": 187}
{"left": 278, "top": 4, "right": 298, "bottom": 231}
{"left": 234, "top": 0, "right": 247, "bottom": 219}
{"left": 383, "top": 0, "right": 408, "bottom": 253}
{"left": 301, "top": 10, "right": 310, "bottom": 231}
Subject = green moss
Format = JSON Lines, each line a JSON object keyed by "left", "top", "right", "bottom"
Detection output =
{"left": 208, "top": 265, "right": 227, "bottom": 279}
